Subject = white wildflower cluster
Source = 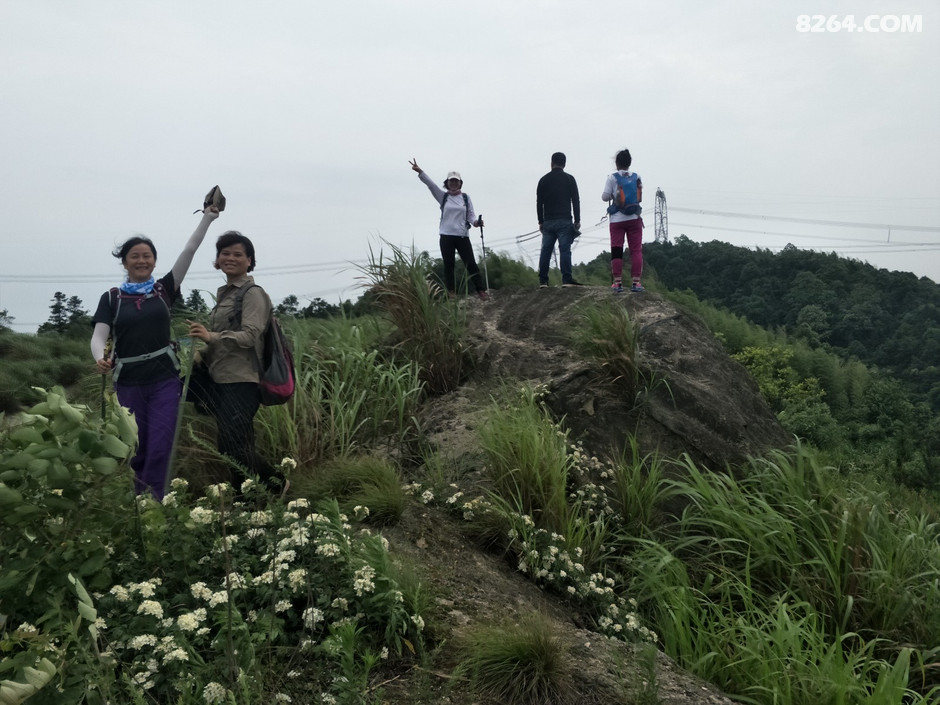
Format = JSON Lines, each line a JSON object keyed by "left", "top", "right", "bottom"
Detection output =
{"left": 204, "top": 482, "right": 232, "bottom": 500}
{"left": 137, "top": 600, "right": 164, "bottom": 619}
{"left": 511, "top": 519, "right": 654, "bottom": 643}
{"left": 189, "top": 506, "right": 217, "bottom": 525}
{"left": 95, "top": 484, "right": 423, "bottom": 703}
{"left": 203, "top": 681, "right": 231, "bottom": 704}
{"left": 279, "top": 456, "right": 298, "bottom": 471}
{"left": 352, "top": 565, "right": 376, "bottom": 597}
{"left": 170, "top": 477, "right": 189, "bottom": 491}
{"left": 420, "top": 489, "right": 434, "bottom": 504}
{"left": 249, "top": 510, "right": 274, "bottom": 526}
{"left": 303, "top": 607, "right": 324, "bottom": 629}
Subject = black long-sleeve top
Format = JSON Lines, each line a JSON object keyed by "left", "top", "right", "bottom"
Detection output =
{"left": 536, "top": 168, "right": 581, "bottom": 225}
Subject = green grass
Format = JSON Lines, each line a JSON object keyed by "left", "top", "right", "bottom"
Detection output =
{"left": 459, "top": 613, "right": 574, "bottom": 705}
{"left": 358, "top": 241, "right": 471, "bottom": 395}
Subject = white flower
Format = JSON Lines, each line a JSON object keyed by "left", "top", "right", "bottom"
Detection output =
{"left": 420, "top": 489, "right": 434, "bottom": 504}
{"left": 274, "top": 600, "right": 291, "bottom": 613}
{"left": 163, "top": 648, "right": 189, "bottom": 663}
{"left": 16, "top": 623, "right": 38, "bottom": 635}
{"left": 170, "top": 477, "right": 189, "bottom": 491}
{"left": 410, "top": 614, "right": 425, "bottom": 631}
{"left": 128, "top": 634, "right": 158, "bottom": 649}
{"left": 316, "top": 542, "right": 342, "bottom": 557}
{"left": 137, "top": 601, "right": 164, "bottom": 619}
{"left": 177, "top": 613, "right": 200, "bottom": 632}
{"left": 241, "top": 478, "right": 256, "bottom": 492}
{"left": 353, "top": 505, "right": 370, "bottom": 520}
{"left": 190, "top": 582, "right": 211, "bottom": 600}
{"left": 189, "top": 507, "right": 216, "bottom": 525}
{"left": 287, "top": 498, "right": 309, "bottom": 510}
{"left": 302, "top": 607, "right": 324, "bottom": 629}
{"left": 279, "top": 457, "right": 297, "bottom": 470}
{"left": 288, "top": 568, "right": 307, "bottom": 590}
{"left": 203, "top": 681, "right": 230, "bottom": 704}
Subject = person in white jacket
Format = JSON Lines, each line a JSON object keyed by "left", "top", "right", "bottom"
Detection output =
{"left": 602, "top": 149, "right": 644, "bottom": 293}
{"left": 410, "top": 158, "right": 488, "bottom": 300}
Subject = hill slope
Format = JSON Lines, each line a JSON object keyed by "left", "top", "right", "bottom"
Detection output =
{"left": 384, "top": 286, "right": 792, "bottom": 703}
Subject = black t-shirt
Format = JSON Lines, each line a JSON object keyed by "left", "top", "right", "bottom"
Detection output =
{"left": 92, "top": 272, "right": 180, "bottom": 385}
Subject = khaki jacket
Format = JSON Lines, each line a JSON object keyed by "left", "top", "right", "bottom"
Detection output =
{"left": 201, "top": 275, "right": 271, "bottom": 384}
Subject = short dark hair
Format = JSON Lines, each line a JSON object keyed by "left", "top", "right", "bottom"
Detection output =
{"left": 113, "top": 236, "right": 157, "bottom": 262}
{"left": 615, "top": 149, "right": 632, "bottom": 171}
{"left": 551, "top": 152, "right": 566, "bottom": 168}
{"left": 215, "top": 230, "right": 256, "bottom": 272}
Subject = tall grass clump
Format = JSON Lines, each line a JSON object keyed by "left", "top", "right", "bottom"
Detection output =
{"left": 459, "top": 613, "right": 574, "bottom": 705}
{"left": 294, "top": 455, "right": 406, "bottom": 526}
{"left": 358, "top": 242, "right": 470, "bottom": 395}
{"left": 478, "top": 384, "right": 571, "bottom": 533}
{"left": 252, "top": 320, "right": 425, "bottom": 466}
{"left": 623, "top": 445, "right": 940, "bottom": 702}
{"left": 573, "top": 301, "right": 666, "bottom": 407}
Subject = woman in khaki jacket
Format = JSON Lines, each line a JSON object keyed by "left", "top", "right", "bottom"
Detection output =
{"left": 188, "top": 231, "right": 285, "bottom": 495}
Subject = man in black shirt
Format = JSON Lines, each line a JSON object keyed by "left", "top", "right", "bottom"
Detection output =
{"left": 536, "top": 152, "right": 581, "bottom": 287}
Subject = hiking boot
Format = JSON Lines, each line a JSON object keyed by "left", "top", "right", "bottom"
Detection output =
{"left": 630, "top": 283, "right": 645, "bottom": 293}
{"left": 611, "top": 282, "right": 624, "bottom": 293}
{"left": 562, "top": 280, "right": 584, "bottom": 288}
{"left": 539, "top": 283, "right": 549, "bottom": 289}
{"left": 477, "top": 290, "right": 489, "bottom": 301}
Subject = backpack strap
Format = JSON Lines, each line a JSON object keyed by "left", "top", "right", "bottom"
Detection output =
{"left": 227, "top": 283, "right": 271, "bottom": 375}
{"left": 109, "top": 282, "right": 178, "bottom": 384}
{"left": 229, "top": 283, "right": 259, "bottom": 329}
{"left": 440, "top": 192, "right": 471, "bottom": 230}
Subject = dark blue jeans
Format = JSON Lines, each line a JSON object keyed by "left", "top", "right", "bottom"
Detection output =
{"left": 538, "top": 219, "right": 576, "bottom": 284}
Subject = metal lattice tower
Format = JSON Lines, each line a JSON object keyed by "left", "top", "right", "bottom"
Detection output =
{"left": 654, "top": 188, "right": 668, "bottom": 243}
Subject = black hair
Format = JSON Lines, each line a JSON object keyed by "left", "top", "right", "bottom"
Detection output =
{"left": 551, "top": 152, "right": 566, "bottom": 167}
{"left": 215, "top": 230, "right": 256, "bottom": 272}
{"left": 615, "top": 149, "right": 632, "bottom": 171}
{"left": 113, "top": 236, "right": 157, "bottom": 263}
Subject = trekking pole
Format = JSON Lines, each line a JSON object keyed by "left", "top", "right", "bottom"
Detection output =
{"left": 165, "top": 335, "right": 196, "bottom": 490}
{"left": 478, "top": 215, "right": 490, "bottom": 291}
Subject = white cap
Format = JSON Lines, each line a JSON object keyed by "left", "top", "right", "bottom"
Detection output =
{"left": 446, "top": 171, "right": 462, "bottom": 182}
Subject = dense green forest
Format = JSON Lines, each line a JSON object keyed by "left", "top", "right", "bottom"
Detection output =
{"left": 643, "top": 237, "right": 940, "bottom": 410}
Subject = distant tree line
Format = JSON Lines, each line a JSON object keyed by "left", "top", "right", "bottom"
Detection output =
{"left": 643, "top": 237, "right": 940, "bottom": 411}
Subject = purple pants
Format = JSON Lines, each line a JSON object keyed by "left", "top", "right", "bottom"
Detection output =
{"left": 609, "top": 217, "right": 644, "bottom": 282}
{"left": 114, "top": 376, "right": 182, "bottom": 500}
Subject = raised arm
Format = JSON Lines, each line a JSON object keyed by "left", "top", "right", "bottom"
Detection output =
{"left": 170, "top": 206, "right": 220, "bottom": 291}
{"left": 411, "top": 158, "right": 445, "bottom": 205}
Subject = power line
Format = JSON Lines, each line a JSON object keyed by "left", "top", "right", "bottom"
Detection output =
{"left": 670, "top": 207, "right": 940, "bottom": 233}
{"left": 670, "top": 222, "right": 940, "bottom": 248}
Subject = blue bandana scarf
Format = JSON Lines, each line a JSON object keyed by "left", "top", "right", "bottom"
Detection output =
{"left": 120, "top": 276, "right": 156, "bottom": 295}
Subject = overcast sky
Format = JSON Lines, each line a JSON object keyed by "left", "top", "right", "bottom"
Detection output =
{"left": 1, "top": 1, "right": 937, "bottom": 333}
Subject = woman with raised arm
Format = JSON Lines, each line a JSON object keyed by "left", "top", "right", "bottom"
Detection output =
{"left": 410, "top": 158, "right": 488, "bottom": 300}
{"left": 91, "top": 203, "right": 220, "bottom": 499}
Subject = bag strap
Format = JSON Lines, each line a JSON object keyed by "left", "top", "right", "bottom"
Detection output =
{"left": 440, "top": 192, "right": 471, "bottom": 230}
